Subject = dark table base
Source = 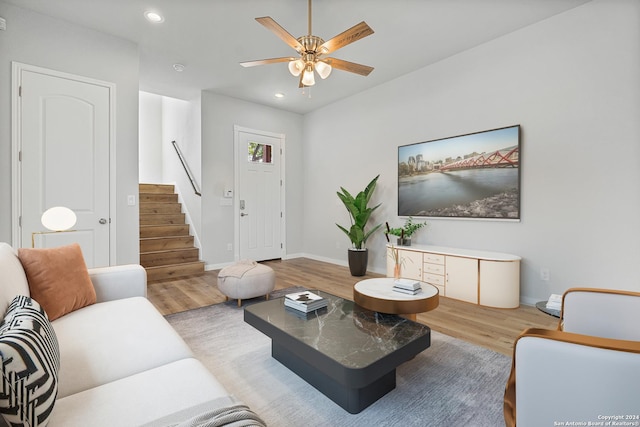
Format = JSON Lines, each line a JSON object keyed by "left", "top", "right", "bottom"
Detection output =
{"left": 272, "top": 341, "right": 397, "bottom": 414}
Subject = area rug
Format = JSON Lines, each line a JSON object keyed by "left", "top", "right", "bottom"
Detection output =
{"left": 166, "top": 292, "right": 511, "bottom": 426}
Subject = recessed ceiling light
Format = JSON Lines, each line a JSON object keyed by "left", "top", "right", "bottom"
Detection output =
{"left": 144, "top": 11, "right": 164, "bottom": 23}
{"left": 274, "top": 93, "right": 285, "bottom": 98}
{"left": 173, "top": 63, "right": 185, "bottom": 72}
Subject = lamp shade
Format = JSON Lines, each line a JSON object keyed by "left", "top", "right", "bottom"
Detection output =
{"left": 41, "top": 207, "right": 77, "bottom": 231}
{"left": 288, "top": 59, "right": 305, "bottom": 77}
{"left": 315, "top": 61, "right": 332, "bottom": 79}
{"left": 301, "top": 66, "right": 315, "bottom": 86}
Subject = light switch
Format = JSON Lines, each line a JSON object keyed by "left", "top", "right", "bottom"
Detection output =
{"left": 127, "top": 195, "right": 136, "bottom": 206}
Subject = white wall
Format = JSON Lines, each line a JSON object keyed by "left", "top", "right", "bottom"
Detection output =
{"left": 201, "top": 92, "right": 304, "bottom": 267}
{"left": 0, "top": 1, "right": 140, "bottom": 264}
{"left": 162, "top": 96, "right": 202, "bottom": 241}
{"left": 139, "top": 92, "right": 163, "bottom": 184}
{"left": 302, "top": 0, "right": 640, "bottom": 303}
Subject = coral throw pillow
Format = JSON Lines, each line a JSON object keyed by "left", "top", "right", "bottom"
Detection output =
{"left": 18, "top": 243, "right": 96, "bottom": 320}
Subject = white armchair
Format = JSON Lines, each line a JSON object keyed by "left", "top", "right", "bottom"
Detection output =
{"left": 504, "top": 288, "right": 640, "bottom": 427}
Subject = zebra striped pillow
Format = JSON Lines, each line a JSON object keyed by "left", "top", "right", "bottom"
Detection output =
{"left": 0, "top": 296, "right": 60, "bottom": 427}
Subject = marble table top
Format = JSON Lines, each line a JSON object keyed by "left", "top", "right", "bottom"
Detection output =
{"left": 244, "top": 290, "right": 431, "bottom": 369}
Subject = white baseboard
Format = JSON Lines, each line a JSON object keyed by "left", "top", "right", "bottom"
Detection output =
{"left": 204, "top": 261, "right": 235, "bottom": 271}
{"left": 286, "top": 252, "right": 387, "bottom": 276}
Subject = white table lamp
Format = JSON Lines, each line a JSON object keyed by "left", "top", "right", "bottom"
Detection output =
{"left": 32, "top": 206, "right": 77, "bottom": 247}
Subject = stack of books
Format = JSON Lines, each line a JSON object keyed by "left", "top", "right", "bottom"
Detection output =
{"left": 284, "top": 291, "right": 328, "bottom": 313}
{"left": 393, "top": 279, "right": 422, "bottom": 295}
{"left": 546, "top": 294, "right": 562, "bottom": 311}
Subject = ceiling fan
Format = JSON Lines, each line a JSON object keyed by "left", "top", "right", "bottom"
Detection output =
{"left": 240, "top": 0, "right": 374, "bottom": 87}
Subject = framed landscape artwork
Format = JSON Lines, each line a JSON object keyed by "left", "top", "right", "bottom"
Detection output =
{"left": 398, "top": 125, "right": 520, "bottom": 220}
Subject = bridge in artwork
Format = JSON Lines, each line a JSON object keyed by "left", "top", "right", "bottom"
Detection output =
{"left": 439, "top": 146, "right": 519, "bottom": 172}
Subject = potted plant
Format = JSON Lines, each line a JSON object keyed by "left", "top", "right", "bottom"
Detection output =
{"left": 336, "top": 175, "right": 382, "bottom": 276}
{"left": 385, "top": 217, "right": 428, "bottom": 246}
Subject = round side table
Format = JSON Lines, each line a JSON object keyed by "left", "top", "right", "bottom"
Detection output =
{"left": 353, "top": 278, "right": 439, "bottom": 321}
{"left": 535, "top": 301, "right": 561, "bottom": 318}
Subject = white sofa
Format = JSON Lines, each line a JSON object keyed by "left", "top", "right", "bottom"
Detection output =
{"left": 0, "top": 243, "right": 243, "bottom": 427}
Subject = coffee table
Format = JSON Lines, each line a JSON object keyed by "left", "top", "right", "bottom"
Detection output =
{"left": 244, "top": 291, "right": 431, "bottom": 414}
{"left": 354, "top": 278, "right": 439, "bottom": 321}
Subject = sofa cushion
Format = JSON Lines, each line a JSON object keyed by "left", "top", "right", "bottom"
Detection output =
{"left": 0, "top": 243, "right": 30, "bottom": 316}
{"left": 18, "top": 243, "right": 96, "bottom": 321}
{"left": 52, "top": 297, "right": 193, "bottom": 398}
{"left": 0, "top": 296, "right": 60, "bottom": 427}
{"left": 49, "top": 358, "right": 231, "bottom": 427}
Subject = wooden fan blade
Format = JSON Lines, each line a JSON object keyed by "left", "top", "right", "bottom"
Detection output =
{"left": 255, "top": 17, "right": 304, "bottom": 53}
{"left": 240, "top": 57, "right": 296, "bottom": 67}
{"left": 318, "top": 21, "right": 374, "bottom": 54}
{"left": 325, "top": 58, "right": 374, "bottom": 76}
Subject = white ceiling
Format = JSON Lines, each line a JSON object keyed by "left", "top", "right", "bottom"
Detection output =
{"left": 6, "top": 0, "right": 591, "bottom": 114}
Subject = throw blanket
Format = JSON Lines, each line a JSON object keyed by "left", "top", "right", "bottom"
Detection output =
{"left": 167, "top": 404, "right": 267, "bottom": 427}
{"left": 218, "top": 260, "right": 257, "bottom": 279}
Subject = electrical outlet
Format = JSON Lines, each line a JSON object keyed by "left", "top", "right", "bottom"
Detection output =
{"left": 540, "top": 268, "right": 550, "bottom": 281}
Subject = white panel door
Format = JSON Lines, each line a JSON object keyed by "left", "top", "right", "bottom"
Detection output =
{"left": 236, "top": 129, "right": 283, "bottom": 261}
{"left": 18, "top": 67, "right": 111, "bottom": 267}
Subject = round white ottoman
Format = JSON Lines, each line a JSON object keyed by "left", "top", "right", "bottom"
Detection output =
{"left": 217, "top": 260, "right": 276, "bottom": 307}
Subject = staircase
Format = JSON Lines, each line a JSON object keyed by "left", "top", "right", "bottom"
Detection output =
{"left": 139, "top": 184, "right": 205, "bottom": 281}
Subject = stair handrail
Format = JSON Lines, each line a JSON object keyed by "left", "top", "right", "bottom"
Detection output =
{"left": 171, "top": 140, "right": 201, "bottom": 197}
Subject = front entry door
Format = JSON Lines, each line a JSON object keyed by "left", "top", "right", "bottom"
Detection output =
{"left": 234, "top": 126, "right": 284, "bottom": 261}
{"left": 14, "top": 63, "right": 113, "bottom": 267}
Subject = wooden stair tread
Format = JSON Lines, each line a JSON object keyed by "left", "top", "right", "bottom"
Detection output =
{"left": 140, "top": 193, "right": 178, "bottom": 203}
{"left": 140, "top": 224, "right": 190, "bottom": 238}
{"left": 140, "top": 247, "right": 198, "bottom": 254}
{"left": 139, "top": 184, "right": 175, "bottom": 194}
{"left": 140, "top": 248, "right": 200, "bottom": 268}
{"left": 140, "top": 236, "right": 194, "bottom": 252}
{"left": 140, "top": 213, "right": 186, "bottom": 226}
{"left": 145, "top": 261, "right": 205, "bottom": 281}
{"left": 140, "top": 202, "right": 182, "bottom": 214}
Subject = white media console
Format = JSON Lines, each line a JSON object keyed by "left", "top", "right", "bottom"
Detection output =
{"left": 386, "top": 244, "right": 521, "bottom": 308}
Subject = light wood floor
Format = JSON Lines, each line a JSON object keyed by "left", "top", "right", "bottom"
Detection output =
{"left": 147, "top": 257, "right": 558, "bottom": 356}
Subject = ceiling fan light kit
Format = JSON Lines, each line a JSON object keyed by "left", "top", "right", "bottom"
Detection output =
{"left": 302, "top": 64, "right": 315, "bottom": 86}
{"left": 240, "top": 0, "right": 373, "bottom": 88}
{"left": 288, "top": 59, "right": 305, "bottom": 77}
{"left": 315, "top": 60, "right": 332, "bottom": 79}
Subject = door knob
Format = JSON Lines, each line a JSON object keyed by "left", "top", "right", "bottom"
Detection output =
{"left": 99, "top": 218, "right": 108, "bottom": 224}
{"left": 240, "top": 213, "right": 249, "bottom": 217}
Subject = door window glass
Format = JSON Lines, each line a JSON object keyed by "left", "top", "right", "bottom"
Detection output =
{"left": 247, "top": 142, "right": 273, "bottom": 163}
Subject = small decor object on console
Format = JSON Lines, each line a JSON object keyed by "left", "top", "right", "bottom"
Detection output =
{"left": 393, "top": 278, "right": 422, "bottom": 295}
{"left": 284, "top": 291, "right": 328, "bottom": 313}
{"left": 385, "top": 217, "right": 428, "bottom": 246}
